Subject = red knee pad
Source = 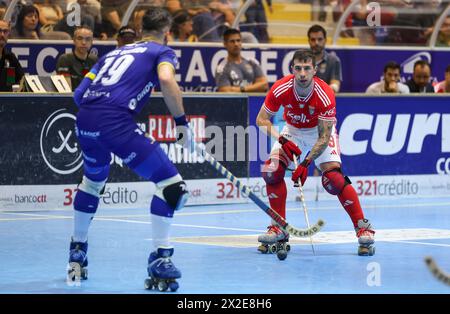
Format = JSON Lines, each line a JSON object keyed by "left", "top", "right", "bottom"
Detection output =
{"left": 262, "top": 158, "right": 286, "bottom": 185}
{"left": 322, "top": 168, "right": 351, "bottom": 195}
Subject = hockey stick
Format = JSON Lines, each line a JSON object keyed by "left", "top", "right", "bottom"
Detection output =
{"left": 293, "top": 156, "right": 316, "bottom": 254}
{"left": 195, "top": 145, "right": 325, "bottom": 238}
{"left": 425, "top": 256, "right": 450, "bottom": 286}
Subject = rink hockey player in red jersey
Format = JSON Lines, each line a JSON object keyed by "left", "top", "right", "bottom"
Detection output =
{"left": 256, "top": 49, "right": 375, "bottom": 256}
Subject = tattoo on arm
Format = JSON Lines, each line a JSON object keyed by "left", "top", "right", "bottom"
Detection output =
{"left": 307, "top": 119, "right": 334, "bottom": 161}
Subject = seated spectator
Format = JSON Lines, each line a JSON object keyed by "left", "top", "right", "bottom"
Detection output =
{"left": 405, "top": 60, "right": 434, "bottom": 93}
{"left": 116, "top": 25, "right": 136, "bottom": 47}
{"left": 244, "top": 0, "right": 271, "bottom": 43}
{"left": 177, "top": 0, "right": 221, "bottom": 42}
{"left": 0, "top": 19, "right": 24, "bottom": 91}
{"left": 10, "top": 4, "right": 71, "bottom": 39}
{"left": 436, "top": 16, "right": 450, "bottom": 47}
{"left": 0, "top": 1, "right": 8, "bottom": 19}
{"left": 56, "top": 26, "right": 97, "bottom": 90}
{"left": 214, "top": 28, "right": 268, "bottom": 93}
{"left": 366, "top": 61, "right": 410, "bottom": 94}
{"left": 101, "top": 0, "right": 132, "bottom": 38}
{"left": 434, "top": 65, "right": 450, "bottom": 93}
{"left": 209, "top": 0, "right": 236, "bottom": 38}
{"left": 55, "top": 0, "right": 105, "bottom": 39}
{"left": 34, "top": 0, "right": 65, "bottom": 32}
{"left": 169, "top": 9, "right": 198, "bottom": 42}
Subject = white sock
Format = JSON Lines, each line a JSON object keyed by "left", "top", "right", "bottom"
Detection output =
{"left": 151, "top": 214, "right": 172, "bottom": 249}
{"left": 73, "top": 210, "right": 94, "bottom": 243}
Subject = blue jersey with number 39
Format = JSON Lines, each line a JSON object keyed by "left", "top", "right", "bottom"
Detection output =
{"left": 79, "top": 41, "right": 178, "bottom": 113}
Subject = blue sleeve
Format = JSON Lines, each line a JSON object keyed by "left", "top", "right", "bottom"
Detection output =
{"left": 156, "top": 47, "right": 178, "bottom": 69}
{"left": 73, "top": 63, "right": 99, "bottom": 107}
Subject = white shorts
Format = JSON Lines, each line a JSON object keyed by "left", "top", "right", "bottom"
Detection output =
{"left": 270, "top": 123, "right": 341, "bottom": 169}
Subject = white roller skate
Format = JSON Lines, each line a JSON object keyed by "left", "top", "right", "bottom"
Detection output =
{"left": 257, "top": 225, "right": 290, "bottom": 260}
{"left": 67, "top": 239, "right": 88, "bottom": 283}
{"left": 145, "top": 247, "right": 181, "bottom": 292}
{"left": 356, "top": 219, "right": 375, "bottom": 256}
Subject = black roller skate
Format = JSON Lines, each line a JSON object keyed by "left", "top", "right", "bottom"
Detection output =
{"left": 67, "top": 239, "right": 88, "bottom": 283}
{"left": 356, "top": 219, "right": 375, "bottom": 256}
{"left": 145, "top": 247, "right": 181, "bottom": 292}
{"left": 257, "top": 225, "right": 291, "bottom": 260}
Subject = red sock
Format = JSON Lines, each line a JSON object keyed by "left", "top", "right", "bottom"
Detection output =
{"left": 266, "top": 181, "right": 287, "bottom": 219}
{"left": 338, "top": 184, "right": 364, "bottom": 227}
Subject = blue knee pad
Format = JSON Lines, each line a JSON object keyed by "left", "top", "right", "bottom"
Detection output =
{"left": 74, "top": 190, "right": 99, "bottom": 214}
{"left": 74, "top": 175, "right": 107, "bottom": 214}
{"left": 151, "top": 196, "right": 174, "bottom": 218}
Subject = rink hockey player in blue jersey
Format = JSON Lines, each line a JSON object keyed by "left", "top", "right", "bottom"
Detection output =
{"left": 66, "top": 7, "right": 194, "bottom": 292}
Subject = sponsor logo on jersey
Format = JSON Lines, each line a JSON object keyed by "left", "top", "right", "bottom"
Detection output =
{"left": 287, "top": 111, "right": 309, "bottom": 123}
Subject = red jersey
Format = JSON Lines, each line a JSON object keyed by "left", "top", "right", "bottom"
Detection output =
{"left": 264, "top": 75, "right": 336, "bottom": 128}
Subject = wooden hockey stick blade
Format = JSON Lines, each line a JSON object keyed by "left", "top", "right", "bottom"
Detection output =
{"left": 196, "top": 146, "right": 325, "bottom": 238}
{"left": 425, "top": 256, "right": 450, "bottom": 286}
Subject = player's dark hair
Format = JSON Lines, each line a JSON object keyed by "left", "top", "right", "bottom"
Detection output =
{"left": 142, "top": 7, "right": 173, "bottom": 33}
{"left": 223, "top": 28, "right": 241, "bottom": 41}
{"left": 384, "top": 61, "right": 401, "bottom": 73}
{"left": 446, "top": 64, "right": 450, "bottom": 73}
{"left": 307, "top": 24, "right": 327, "bottom": 39}
{"left": 291, "top": 49, "right": 316, "bottom": 67}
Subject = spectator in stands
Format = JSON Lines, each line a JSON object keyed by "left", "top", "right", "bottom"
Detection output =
{"left": 436, "top": 16, "right": 450, "bottom": 47}
{"left": 10, "top": 4, "right": 71, "bottom": 39}
{"left": 169, "top": 9, "right": 198, "bottom": 42}
{"left": 209, "top": 0, "right": 237, "bottom": 38}
{"left": 0, "top": 19, "right": 24, "bottom": 91}
{"left": 101, "top": 0, "right": 132, "bottom": 38}
{"left": 0, "top": 1, "right": 8, "bottom": 19}
{"left": 56, "top": 26, "right": 97, "bottom": 90}
{"left": 55, "top": 0, "right": 105, "bottom": 39}
{"left": 308, "top": 24, "right": 342, "bottom": 93}
{"left": 214, "top": 28, "right": 268, "bottom": 93}
{"left": 173, "top": 0, "right": 221, "bottom": 42}
{"left": 34, "top": 0, "right": 65, "bottom": 32}
{"left": 366, "top": 61, "right": 409, "bottom": 94}
{"left": 405, "top": 60, "right": 434, "bottom": 93}
{"left": 244, "top": 0, "right": 271, "bottom": 43}
{"left": 434, "top": 64, "right": 450, "bottom": 93}
{"left": 116, "top": 25, "right": 136, "bottom": 47}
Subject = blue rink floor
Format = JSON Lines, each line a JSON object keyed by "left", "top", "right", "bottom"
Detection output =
{"left": 0, "top": 197, "right": 449, "bottom": 294}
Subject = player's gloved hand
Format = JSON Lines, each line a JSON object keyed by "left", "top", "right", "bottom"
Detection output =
{"left": 279, "top": 136, "right": 302, "bottom": 161}
{"left": 174, "top": 115, "right": 195, "bottom": 153}
{"left": 292, "top": 159, "right": 312, "bottom": 186}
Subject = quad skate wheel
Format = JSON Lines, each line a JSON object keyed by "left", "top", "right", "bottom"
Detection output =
{"left": 169, "top": 281, "right": 179, "bottom": 292}
{"left": 144, "top": 278, "right": 154, "bottom": 290}
{"left": 285, "top": 244, "right": 291, "bottom": 252}
{"left": 258, "top": 244, "right": 268, "bottom": 254}
{"left": 269, "top": 244, "right": 277, "bottom": 253}
{"left": 358, "top": 245, "right": 375, "bottom": 256}
{"left": 67, "top": 262, "right": 85, "bottom": 281}
{"left": 277, "top": 249, "right": 287, "bottom": 261}
{"left": 81, "top": 269, "right": 88, "bottom": 280}
{"left": 158, "top": 280, "right": 168, "bottom": 292}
